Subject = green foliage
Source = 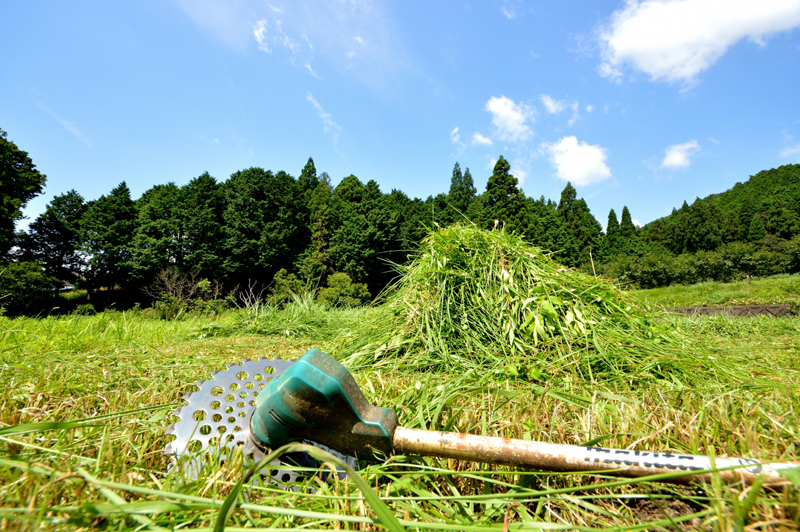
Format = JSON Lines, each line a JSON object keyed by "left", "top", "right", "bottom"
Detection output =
{"left": 748, "top": 213, "right": 767, "bottom": 243}
{"left": 299, "top": 172, "right": 334, "bottom": 286}
{"left": 17, "top": 189, "right": 87, "bottom": 278}
{"left": 484, "top": 156, "right": 527, "bottom": 233}
{"left": 445, "top": 162, "right": 476, "bottom": 220}
{"left": 329, "top": 175, "right": 394, "bottom": 294}
{"left": 179, "top": 172, "right": 226, "bottom": 281}
{"left": 0, "top": 261, "right": 59, "bottom": 315}
{"left": 557, "top": 182, "right": 603, "bottom": 265}
{"left": 317, "top": 272, "right": 370, "bottom": 307}
{"left": 80, "top": 182, "right": 138, "bottom": 291}
{"left": 0, "top": 128, "right": 47, "bottom": 255}
{"left": 268, "top": 268, "right": 305, "bottom": 307}
{"left": 132, "top": 183, "right": 183, "bottom": 283}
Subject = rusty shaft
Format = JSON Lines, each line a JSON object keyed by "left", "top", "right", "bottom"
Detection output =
{"left": 392, "top": 427, "right": 798, "bottom": 484}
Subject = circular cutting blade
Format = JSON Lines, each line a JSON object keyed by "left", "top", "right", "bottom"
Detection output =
{"left": 164, "top": 356, "right": 356, "bottom": 487}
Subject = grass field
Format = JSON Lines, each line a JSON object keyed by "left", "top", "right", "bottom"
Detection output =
{"left": 0, "top": 302, "right": 798, "bottom": 531}
{"left": 628, "top": 274, "right": 800, "bottom": 308}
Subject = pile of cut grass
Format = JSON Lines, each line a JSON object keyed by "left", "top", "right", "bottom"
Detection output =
{"left": 334, "top": 225, "right": 741, "bottom": 388}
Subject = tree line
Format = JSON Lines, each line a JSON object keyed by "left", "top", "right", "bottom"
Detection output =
{"left": 2, "top": 125, "right": 800, "bottom": 315}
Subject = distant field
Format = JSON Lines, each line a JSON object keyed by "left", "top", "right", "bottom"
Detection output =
{"left": 628, "top": 274, "right": 800, "bottom": 308}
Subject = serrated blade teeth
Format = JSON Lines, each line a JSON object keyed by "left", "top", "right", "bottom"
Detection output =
{"left": 210, "top": 370, "right": 221, "bottom": 377}
{"left": 182, "top": 392, "right": 194, "bottom": 402}
{"left": 225, "top": 362, "right": 237, "bottom": 369}
{"left": 242, "top": 358, "right": 254, "bottom": 364}
{"left": 165, "top": 425, "right": 176, "bottom": 437}
{"left": 164, "top": 443, "right": 173, "bottom": 455}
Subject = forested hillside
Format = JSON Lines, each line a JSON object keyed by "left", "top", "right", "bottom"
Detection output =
{"left": 2, "top": 120, "right": 800, "bottom": 316}
{"left": 603, "top": 164, "right": 800, "bottom": 288}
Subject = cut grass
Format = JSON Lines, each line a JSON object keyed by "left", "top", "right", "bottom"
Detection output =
{"left": 1, "top": 310, "right": 798, "bottom": 528}
{"left": 628, "top": 274, "right": 800, "bottom": 308}
{"left": 334, "top": 226, "right": 752, "bottom": 392}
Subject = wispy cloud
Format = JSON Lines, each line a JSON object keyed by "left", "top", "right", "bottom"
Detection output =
{"left": 253, "top": 20, "right": 270, "bottom": 52}
{"left": 541, "top": 136, "right": 611, "bottom": 186}
{"left": 307, "top": 91, "right": 340, "bottom": 144}
{"left": 304, "top": 62, "right": 319, "bottom": 78}
{"left": 780, "top": 142, "right": 800, "bottom": 158}
{"left": 37, "top": 102, "right": 92, "bottom": 147}
{"left": 501, "top": 0, "right": 521, "bottom": 20}
{"left": 541, "top": 95, "right": 568, "bottom": 114}
{"left": 176, "top": 0, "right": 409, "bottom": 86}
{"left": 485, "top": 95, "right": 533, "bottom": 143}
{"left": 541, "top": 94, "right": 581, "bottom": 126}
{"left": 450, "top": 127, "right": 461, "bottom": 144}
{"left": 661, "top": 140, "right": 700, "bottom": 169}
{"left": 471, "top": 132, "right": 493, "bottom": 146}
{"left": 599, "top": 0, "right": 800, "bottom": 85}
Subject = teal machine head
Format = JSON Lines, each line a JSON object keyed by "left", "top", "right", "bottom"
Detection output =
{"left": 249, "top": 349, "right": 398, "bottom": 457}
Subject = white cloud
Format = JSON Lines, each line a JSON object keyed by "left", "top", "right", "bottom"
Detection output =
{"left": 304, "top": 62, "right": 319, "bottom": 78}
{"left": 567, "top": 102, "right": 580, "bottom": 127}
{"left": 485, "top": 96, "right": 533, "bottom": 143}
{"left": 541, "top": 95, "right": 581, "bottom": 126}
{"left": 661, "top": 140, "right": 700, "bottom": 168}
{"left": 542, "top": 136, "right": 612, "bottom": 186}
{"left": 599, "top": 0, "right": 800, "bottom": 84}
{"left": 253, "top": 20, "right": 270, "bottom": 52}
{"left": 632, "top": 219, "right": 642, "bottom": 227}
{"left": 513, "top": 164, "right": 527, "bottom": 184}
{"left": 176, "top": 0, "right": 408, "bottom": 85}
{"left": 450, "top": 127, "right": 461, "bottom": 144}
{"left": 586, "top": 104, "right": 594, "bottom": 113}
{"left": 307, "top": 92, "right": 340, "bottom": 143}
{"left": 37, "top": 102, "right": 92, "bottom": 147}
{"left": 501, "top": 0, "right": 521, "bottom": 19}
{"left": 541, "top": 95, "right": 568, "bottom": 114}
{"left": 780, "top": 142, "right": 800, "bottom": 157}
{"left": 471, "top": 132, "right": 493, "bottom": 146}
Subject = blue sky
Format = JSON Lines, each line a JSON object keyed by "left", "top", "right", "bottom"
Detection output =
{"left": 3, "top": 0, "right": 800, "bottom": 230}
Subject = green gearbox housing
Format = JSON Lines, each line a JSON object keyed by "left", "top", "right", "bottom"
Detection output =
{"left": 249, "top": 349, "right": 398, "bottom": 458}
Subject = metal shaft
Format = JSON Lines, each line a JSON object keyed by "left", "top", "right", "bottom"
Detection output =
{"left": 393, "top": 427, "right": 798, "bottom": 484}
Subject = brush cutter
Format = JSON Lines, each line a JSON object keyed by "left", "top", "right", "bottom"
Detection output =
{"left": 166, "top": 349, "right": 798, "bottom": 486}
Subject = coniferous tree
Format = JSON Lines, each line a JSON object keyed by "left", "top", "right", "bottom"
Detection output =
{"left": 180, "top": 172, "right": 226, "bottom": 281}
{"left": 526, "top": 196, "right": 577, "bottom": 264}
{"left": 682, "top": 200, "right": 723, "bottom": 252}
{"left": 446, "top": 162, "right": 476, "bottom": 221}
{"left": 557, "top": 182, "right": 602, "bottom": 265}
{"left": 299, "top": 172, "right": 334, "bottom": 286}
{"left": 80, "top": 182, "right": 138, "bottom": 292}
{"left": 605, "top": 208, "right": 620, "bottom": 258}
{"left": 21, "top": 190, "right": 86, "bottom": 278}
{"left": 619, "top": 206, "right": 637, "bottom": 240}
{"left": 132, "top": 183, "right": 183, "bottom": 284}
{"left": 223, "top": 168, "right": 306, "bottom": 286}
{"left": 484, "top": 156, "right": 527, "bottom": 233}
{"left": 298, "top": 157, "right": 319, "bottom": 196}
{"left": 329, "top": 175, "right": 372, "bottom": 287}
{"left": 1, "top": 128, "right": 47, "bottom": 255}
